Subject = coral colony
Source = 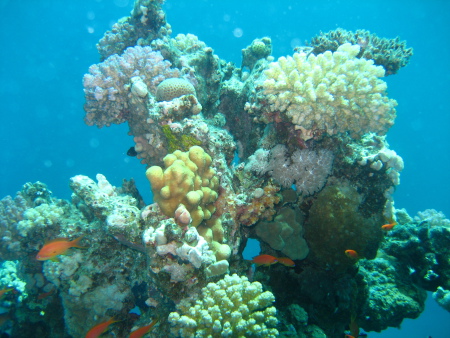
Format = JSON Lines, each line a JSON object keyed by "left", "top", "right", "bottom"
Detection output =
{"left": 1, "top": 1, "right": 449, "bottom": 337}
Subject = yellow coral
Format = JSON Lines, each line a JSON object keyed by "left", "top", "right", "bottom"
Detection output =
{"left": 263, "top": 43, "right": 397, "bottom": 139}
{"left": 146, "top": 146, "right": 219, "bottom": 227}
{"left": 146, "top": 146, "right": 230, "bottom": 261}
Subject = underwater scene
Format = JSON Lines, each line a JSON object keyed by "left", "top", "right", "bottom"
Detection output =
{"left": 1, "top": 0, "right": 449, "bottom": 337}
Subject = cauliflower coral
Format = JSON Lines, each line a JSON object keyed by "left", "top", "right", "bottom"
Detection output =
{"left": 263, "top": 43, "right": 397, "bottom": 139}
{"left": 168, "top": 274, "right": 279, "bottom": 337}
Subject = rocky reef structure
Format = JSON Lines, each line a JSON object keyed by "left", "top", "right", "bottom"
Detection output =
{"left": 2, "top": 0, "right": 449, "bottom": 337}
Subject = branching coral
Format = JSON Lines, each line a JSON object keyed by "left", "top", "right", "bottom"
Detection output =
{"left": 263, "top": 43, "right": 397, "bottom": 139}
{"left": 308, "top": 28, "right": 413, "bottom": 75}
{"left": 168, "top": 274, "right": 279, "bottom": 337}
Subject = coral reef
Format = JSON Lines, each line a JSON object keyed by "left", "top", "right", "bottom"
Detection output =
{"left": 1, "top": 1, "right": 448, "bottom": 337}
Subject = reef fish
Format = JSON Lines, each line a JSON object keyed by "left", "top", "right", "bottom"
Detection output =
{"left": 127, "top": 146, "right": 138, "bottom": 157}
{"left": 251, "top": 254, "right": 278, "bottom": 266}
{"left": 85, "top": 318, "right": 120, "bottom": 338}
{"left": 36, "top": 235, "right": 86, "bottom": 261}
{"left": 277, "top": 257, "right": 296, "bottom": 267}
{"left": 349, "top": 314, "right": 359, "bottom": 338}
{"left": 381, "top": 221, "right": 397, "bottom": 231}
{"left": 0, "top": 288, "right": 13, "bottom": 299}
{"left": 345, "top": 250, "right": 359, "bottom": 260}
{"left": 129, "top": 318, "right": 159, "bottom": 338}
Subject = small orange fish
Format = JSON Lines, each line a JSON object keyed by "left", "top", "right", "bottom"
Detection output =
{"left": 37, "top": 287, "right": 56, "bottom": 300}
{"left": 345, "top": 335, "right": 355, "bottom": 338}
{"left": 251, "top": 254, "right": 278, "bottom": 266}
{"left": 381, "top": 221, "right": 397, "bottom": 231}
{"left": 129, "top": 318, "right": 159, "bottom": 338}
{"left": 349, "top": 314, "right": 359, "bottom": 338}
{"left": 85, "top": 318, "right": 120, "bottom": 338}
{"left": 345, "top": 250, "right": 359, "bottom": 260}
{"left": 277, "top": 257, "right": 295, "bottom": 267}
{"left": 0, "top": 288, "right": 13, "bottom": 299}
{"left": 36, "top": 235, "right": 86, "bottom": 261}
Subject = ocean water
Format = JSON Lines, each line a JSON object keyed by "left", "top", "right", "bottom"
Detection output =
{"left": 0, "top": 0, "right": 449, "bottom": 337}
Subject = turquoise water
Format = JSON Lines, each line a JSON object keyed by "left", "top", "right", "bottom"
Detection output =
{"left": 0, "top": 1, "right": 449, "bottom": 337}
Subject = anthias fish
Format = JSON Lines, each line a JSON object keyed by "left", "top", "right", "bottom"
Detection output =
{"left": 381, "top": 221, "right": 397, "bottom": 231}
{"left": 345, "top": 250, "right": 359, "bottom": 260}
{"left": 251, "top": 254, "right": 278, "bottom": 266}
{"left": 0, "top": 288, "right": 13, "bottom": 299}
{"left": 85, "top": 318, "right": 120, "bottom": 338}
{"left": 36, "top": 235, "right": 86, "bottom": 261}
{"left": 277, "top": 257, "right": 296, "bottom": 267}
{"left": 129, "top": 318, "right": 159, "bottom": 338}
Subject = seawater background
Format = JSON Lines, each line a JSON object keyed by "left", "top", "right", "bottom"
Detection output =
{"left": 0, "top": 0, "right": 449, "bottom": 336}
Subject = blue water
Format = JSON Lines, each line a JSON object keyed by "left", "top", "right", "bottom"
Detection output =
{"left": 1, "top": 0, "right": 449, "bottom": 336}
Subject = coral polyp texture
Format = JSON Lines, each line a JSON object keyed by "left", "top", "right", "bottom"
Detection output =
{"left": 4, "top": 1, "right": 449, "bottom": 337}
{"left": 168, "top": 274, "right": 279, "bottom": 338}
{"left": 156, "top": 78, "right": 196, "bottom": 102}
{"left": 262, "top": 43, "right": 397, "bottom": 139}
{"left": 83, "top": 46, "right": 180, "bottom": 127}
{"left": 146, "top": 145, "right": 219, "bottom": 227}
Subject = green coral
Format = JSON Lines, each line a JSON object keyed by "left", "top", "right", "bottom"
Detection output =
{"left": 304, "top": 182, "right": 383, "bottom": 273}
{"left": 162, "top": 124, "right": 202, "bottom": 153}
{"left": 242, "top": 37, "right": 272, "bottom": 70}
{"left": 168, "top": 274, "right": 279, "bottom": 337}
{"left": 308, "top": 28, "right": 413, "bottom": 75}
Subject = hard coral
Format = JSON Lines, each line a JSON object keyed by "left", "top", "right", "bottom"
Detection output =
{"left": 156, "top": 78, "right": 196, "bottom": 102}
{"left": 308, "top": 28, "right": 413, "bottom": 75}
{"left": 255, "top": 207, "right": 309, "bottom": 260}
{"left": 146, "top": 146, "right": 219, "bottom": 227}
{"left": 168, "top": 274, "right": 279, "bottom": 338}
{"left": 263, "top": 43, "right": 397, "bottom": 139}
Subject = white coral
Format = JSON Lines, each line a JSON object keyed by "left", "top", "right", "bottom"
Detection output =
{"left": 263, "top": 43, "right": 397, "bottom": 138}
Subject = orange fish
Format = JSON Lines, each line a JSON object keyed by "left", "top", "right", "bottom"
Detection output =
{"left": 37, "top": 287, "right": 56, "bottom": 300}
{"left": 251, "top": 254, "right": 278, "bottom": 266}
{"left": 345, "top": 250, "right": 359, "bottom": 260}
{"left": 36, "top": 235, "right": 86, "bottom": 261}
{"left": 277, "top": 257, "right": 295, "bottom": 267}
{"left": 381, "top": 221, "right": 397, "bottom": 231}
{"left": 129, "top": 318, "right": 159, "bottom": 338}
{"left": 345, "top": 335, "right": 355, "bottom": 338}
{"left": 349, "top": 314, "right": 359, "bottom": 337}
{"left": 0, "top": 288, "right": 13, "bottom": 299}
{"left": 85, "top": 318, "right": 120, "bottom": 338}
